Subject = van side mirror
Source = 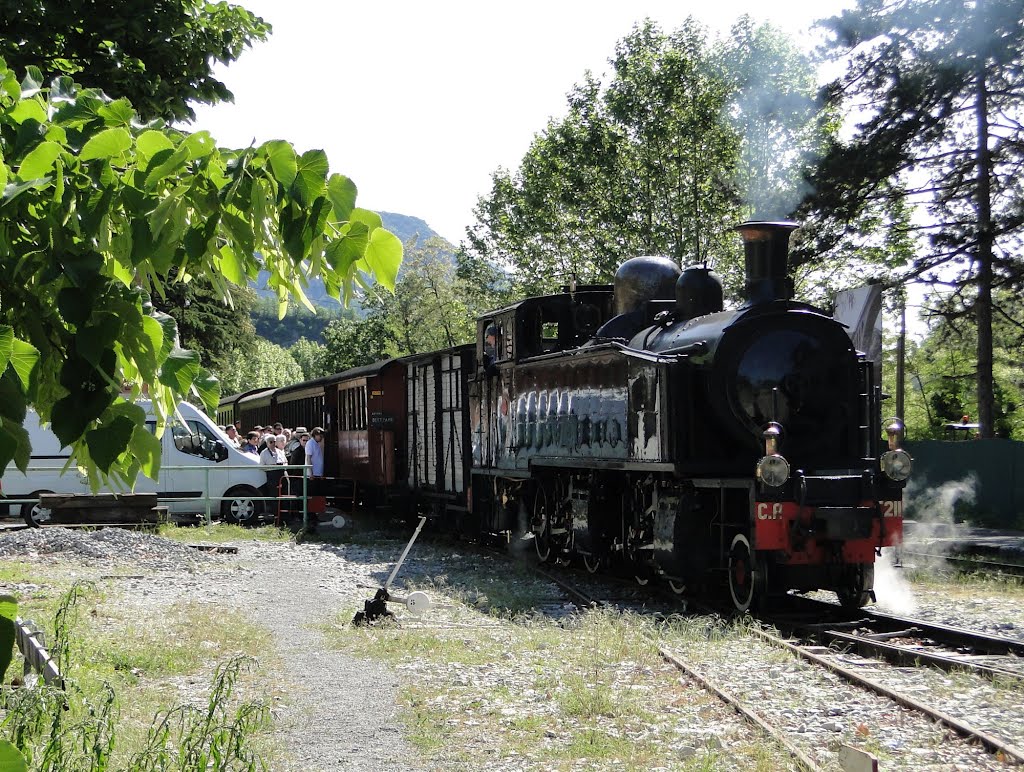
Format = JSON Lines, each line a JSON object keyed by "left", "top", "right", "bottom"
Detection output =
{"left": 214, "top": 441, "right": 228, "bottom": 462}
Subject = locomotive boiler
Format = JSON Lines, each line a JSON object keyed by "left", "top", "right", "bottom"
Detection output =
{"left": 469, "top": 221, "right": 910, "bottom": 610}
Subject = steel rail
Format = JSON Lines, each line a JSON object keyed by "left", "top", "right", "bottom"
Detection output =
{"left": 817, "top": 627, "right": 1024, "bottom": 685}
{"left": 659, "top": 647, "right": 824, "bottom": 772}
{"left": 531, "top": 565, "right": 823, "bottom": 771}
{"left": 750, "top": 627, "right": 1024, "bottom": 765}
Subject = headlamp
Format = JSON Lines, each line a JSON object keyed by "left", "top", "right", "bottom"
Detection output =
{"left": 756, "top": 454, "right": 790, "bottom": 487}
{"left": 880, "top": 449, "right": 913, "bottom": 481}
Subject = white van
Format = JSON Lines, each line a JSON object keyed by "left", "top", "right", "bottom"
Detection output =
{"left": 4, "top": 401, "right": 271, "bottom": 526}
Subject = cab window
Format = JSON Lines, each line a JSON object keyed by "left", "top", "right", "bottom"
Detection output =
{"left": 483, "top": 320, "right": 507, "bottom": 363}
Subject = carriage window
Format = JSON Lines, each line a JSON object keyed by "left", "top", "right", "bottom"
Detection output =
{"left": 340, "top": 387, "right": 367, "bottom": 430}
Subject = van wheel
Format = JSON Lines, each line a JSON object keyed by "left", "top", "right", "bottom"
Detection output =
{"left": 223, "top": 486, "right": 261, "bottom": 526}
{"left": 22, "top": 491, "right": 54, "bottom": 527}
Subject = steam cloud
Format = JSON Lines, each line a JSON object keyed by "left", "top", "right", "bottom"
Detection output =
{"left": 873, "top": 474, "right": 978, "bottom": 614}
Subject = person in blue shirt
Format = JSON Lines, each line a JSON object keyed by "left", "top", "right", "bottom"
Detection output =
{"left": 305, "top": 426, "right": 325, "bottom": 477}
{"left": 240, "top": 431, "right": 260, "bottom": 457}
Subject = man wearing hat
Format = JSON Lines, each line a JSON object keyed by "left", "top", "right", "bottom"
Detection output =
{"left": 285, "top": 426, "right": 307, "bottom": 456}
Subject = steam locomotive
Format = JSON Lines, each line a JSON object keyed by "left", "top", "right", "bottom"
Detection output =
{"left": 219, "top": 222, "right": 911, "bottom": 611}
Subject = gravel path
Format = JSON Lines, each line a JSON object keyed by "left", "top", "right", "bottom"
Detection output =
{"left": 0, "top": 528, "right": 425, "bottom": 772}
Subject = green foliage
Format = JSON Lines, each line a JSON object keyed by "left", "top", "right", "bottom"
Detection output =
{"left": 1, "top": 585, "right": 269, "bottom": 771}
{"left": 0, "top": 740, "right": 26, "bottom": 771}
{"left": 377, "top": 237, "right": 476, "bottom": 354}
{"left": 151, "top": 271, "right": 258, "bottom": 375}
{"left": 216, "top": 339, "right": 304, "bottom": 396}
{"left": 0, "top": 62, "right": 402, "bottom": 488}
{"left": 804, "top": 0, "right": 1024, "bottom": 436}
{"left": 287, "top": 337, "right": 329, "bottom": 380}
{"left": 0, "top": 0, "right": 270, "bottom": 122}
{"left": 251, "top": 296, "right": 345, "bottom": 348}
{"left": 316, "top": 236, "right": 484, "bottom": 373}
{"left": 130, "top": 656, "right": 268, "bottom": 771}
{"left": 0, "top": 594, "right": 14, "bottom": 684}
{"left": 320, "top": 314, "right": 395, "bottom": 375}
{"left": 891, "top": 290, "right": 1024, "bottom": 440}
{"left": 467, "top": 18, "right": 827, "bottom": 298}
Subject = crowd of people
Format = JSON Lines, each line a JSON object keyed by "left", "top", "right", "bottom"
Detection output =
{"left": 217, "top": 421, "right": 327, "bottom": 523}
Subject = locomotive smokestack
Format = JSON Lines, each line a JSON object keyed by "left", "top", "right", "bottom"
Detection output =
{"left": 736, "top": 221, "right": 798, "bottom": 306}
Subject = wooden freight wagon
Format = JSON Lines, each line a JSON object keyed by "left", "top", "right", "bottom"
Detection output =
{"left": 405, "top": 345, "right": 476, "bottom": 520}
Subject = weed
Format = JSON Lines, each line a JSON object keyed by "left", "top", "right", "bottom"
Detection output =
{"left": 130, "top": 656, "right": 269, "bottom": 771}
{"left": 158, "top": 523, "right": 292, "bottom": 544}
{"left": 0, "top": 582, "right": 273, "bottom": 771}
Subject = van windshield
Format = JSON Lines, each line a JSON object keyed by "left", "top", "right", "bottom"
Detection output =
{"left": 171, "top": 418, "right": 223, "bottom": 461}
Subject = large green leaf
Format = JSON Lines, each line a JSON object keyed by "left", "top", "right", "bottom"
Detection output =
{"left": 362, "top": 228, "right": 404, "bottom": 291}
{"left": 0, "top": 326, "right": 12, "bottom": 373}
{"left": 151, "top": 313, "right": 176, "bottom": 362}
{"left": 129, "top": 422, "right": 162, "bottom": 481}
{"left": 216, "top": 245, "right": 246, "bottom": 286}
{"left": 0, "top": 739, "right": 27, "bottom": 772}
{"left": 327, "top": 174, "right": 358, "bottom": 222}
{"left": 98, "top": 98, "right": 135, "bottom": 127}
{"left": 2, "top": 178, "right": 47, "bottom": 204}
{"left": 0, "top": 372, "right": 27, "bottom": 425}
{"left": 292, "top": 149, "right": 328, "bottom": 205}
{"left": 350, "top": 207, "right": 383, "bottom": 231}
{"left": 263, "top": 140, "right": 296, "bottom": 189}
{"left": 108, "top": 400, "right": 147, "bottom": 426}
{"left": 7, "top": 419, "right": 30, "bottom": 472}
{"left": 79, "top": 127, "right": 132, "bottom": 161}
{"left": 0, "top": 423, "right": 20, "bottom": 476}
{"left": 221, "top": 212, "right": 255, "bottom": 262}
{"left": 17, "top": 141, "right": 61, "bottom": 181}
{"left": 0, "top": 594, "right": 16, "bottom": 701}
{"left": 159, "top": 348, "right": 201, "bottom": 393}
{"left": 9, "top": 98, "right": 45, "bottom": 124}
{"left": 20, "top": 66, "right": 42, "bottom": 97}
{"left": 86, "top": 415, "right": 136, "bottom": 473}
{"left": 8, "top": 338, "right": 38, "bottom": 392}
{"left": 51, "top": 391, "right": 112, "bottom": 447}
{"left": 143, "top": 145, "right": 189, "bottom": 189}
{"left": 191, "top": 370, "right": 221, "bottom": 415}
{"left": 136, "top": 130, "right": 174, "bottom": 165}
{"left": 180, "top": 131, "right": 216, "bottom": 160}
{"left": 77, "top": 316, "right": 122, "bottom": 368}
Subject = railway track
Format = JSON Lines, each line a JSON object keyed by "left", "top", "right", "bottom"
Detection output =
{"left": 901, "top": 549, "right": 1024, "bottom": 579}
{"left": 532, "top": 561, "right": 1022, "bottom": 770}
{"left": 765, "top": 596, "right": 1024, "bottom": 684}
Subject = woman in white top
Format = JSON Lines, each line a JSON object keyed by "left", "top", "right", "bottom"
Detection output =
{"left": 260, "top": 434, "right": 288, "bottom": 503}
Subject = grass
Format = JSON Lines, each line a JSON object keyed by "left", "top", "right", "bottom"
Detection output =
{"left": 0, "top": 569, "right": 277, "bottom": 770}
{"left": 326, "top": 592, "right": 797, "bottom": 770}
{"left": 901, "top": 562, "right": 1024, "bottom": 594}
{"left": 158, "top": 522, "right": 293, "bottom": 544}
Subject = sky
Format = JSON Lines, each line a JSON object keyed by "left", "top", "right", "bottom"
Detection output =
{"left": 190, "top": 0, "right": 849, "bottom": 245}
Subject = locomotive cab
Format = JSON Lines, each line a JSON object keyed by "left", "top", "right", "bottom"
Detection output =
{"left": 476, "top": 288, "right": 615, "bottom": 370}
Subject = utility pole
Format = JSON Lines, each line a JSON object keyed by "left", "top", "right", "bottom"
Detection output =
{"left": 896, "top": 289, "right": 906, "bottom": 419}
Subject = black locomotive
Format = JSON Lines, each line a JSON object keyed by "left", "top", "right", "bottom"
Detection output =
{"left": 220, "top": 221, "right": 911, "bottom": 611}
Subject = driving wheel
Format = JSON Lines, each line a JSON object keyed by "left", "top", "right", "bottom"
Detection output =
{"left": 728, "top": 534, "right": 765, "bottom": 612}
